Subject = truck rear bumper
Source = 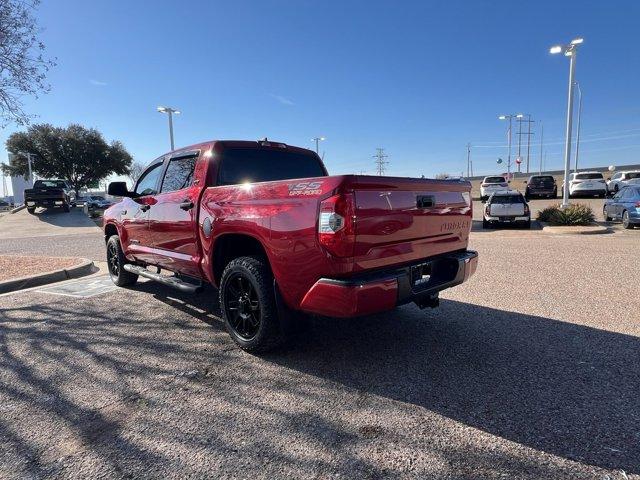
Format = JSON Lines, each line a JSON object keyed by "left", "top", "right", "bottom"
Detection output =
{"left": 299, "top": 250, "right": 478, "bottom": 317}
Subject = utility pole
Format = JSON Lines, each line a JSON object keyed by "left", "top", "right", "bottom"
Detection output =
{"left": 466, "top": 143, "right": 471, "bottom": 178}
{"left": 517, "top": 116, "right": 523, "bottom": 172}
{"left": 312, "top": 136, "right": 326, "bottom": 154}
{"left": 516, "top": 115, "right": 535, "bottom": 174}
{"left": 373, "top": 148, "right": 388, "bottom": 176}
{"left": 539, "top": 121, "right": 544, "bottom": 174}
{"left": 526, "top": 115, "right": 532, "bottom": 173}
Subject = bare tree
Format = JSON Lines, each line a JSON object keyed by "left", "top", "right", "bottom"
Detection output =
{"left": 435, "top": 173, "right": 451, "bottom": 179}
{"left": 0, "top": 0, "right": 56, "bottom": 126}
{"left": 127, "top": 162, "right": 145, "bottom": 187}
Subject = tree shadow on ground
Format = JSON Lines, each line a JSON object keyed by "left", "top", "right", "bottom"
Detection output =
{"left": 1, "top": 281, "right": 638, "bottom": 477}
{"left": 132, "top": 281, "right": 640, "bottom": 473}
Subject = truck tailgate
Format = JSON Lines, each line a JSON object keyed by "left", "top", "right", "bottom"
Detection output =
{"left": 346, "top": 176, "right": 472, "bottom": 271}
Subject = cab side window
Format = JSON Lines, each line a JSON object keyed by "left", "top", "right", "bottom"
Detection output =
{"left": 160, "top": 155, "right": 198, "bottom": 193}
{"left": 135, "top": 161, "right": 164, "bottom": 197}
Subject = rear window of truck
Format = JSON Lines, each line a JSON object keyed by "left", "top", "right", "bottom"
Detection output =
{"left": 491, "top": 195, "right": 523, "bottom": 204}
{"left": 34, "top": 180, "right": 66, "bottom": 188}
{"left": 218, "top": 148, "right": 326, "bottom": 185}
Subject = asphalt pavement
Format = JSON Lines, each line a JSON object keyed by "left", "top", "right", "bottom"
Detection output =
{"left": 0, "top": 226, "right": 638, "bottom": 479}
{"left": 0, "top": 208, "right": 104, "bottom": 260}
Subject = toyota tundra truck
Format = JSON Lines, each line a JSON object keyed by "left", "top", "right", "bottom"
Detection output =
{"left": 24, "top": 179, "right": 76, "bottom": 214}
{"left": 104, "top": 140, "right": 477, "bottom": 351}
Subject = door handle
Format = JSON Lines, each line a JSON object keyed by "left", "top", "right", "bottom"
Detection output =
{"left": 139, "top": 204, "right": 151, "bottom": 212}
{"left": 179, "top": 200, "right": 194, "bottom": 211}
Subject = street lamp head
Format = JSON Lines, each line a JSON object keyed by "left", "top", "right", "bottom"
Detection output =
{"left": 516, "top": 114, "right": 524, "bottom": 118}
{"left": 549, "top": 45, "right": 563, "bottom": 54}
{"left": 157, "top": 106, "right": 179, "bottom": 114}
{"left": 498, "top": 115, "right": 506, "bottom": 120}
{"left": 570, "top": 38, "right": 584, "bottom": 45}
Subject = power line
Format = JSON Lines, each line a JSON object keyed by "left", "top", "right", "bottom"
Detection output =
{"left": 373, "top": 148, "right": 389, "bottom": 176}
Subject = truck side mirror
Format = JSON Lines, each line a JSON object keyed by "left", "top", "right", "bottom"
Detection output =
{"left": 108, "top": 181, "right": 134, "bottom": 198}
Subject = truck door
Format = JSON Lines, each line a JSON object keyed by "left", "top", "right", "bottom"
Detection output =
{"left": 148, "top": 152, "right": 201, "bottom": 277}
{"left": 121, "top": 158, "right": 164, "bottom": 265}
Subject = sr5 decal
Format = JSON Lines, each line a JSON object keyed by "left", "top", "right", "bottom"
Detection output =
{"left": 288, "top": 181, "right": 324, "bottom": 196}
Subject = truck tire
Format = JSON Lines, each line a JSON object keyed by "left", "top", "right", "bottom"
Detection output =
{"left": 623, "top": 211, "right": 633, "bottom": 229}
{"left": 219, "top": 256, "right": 284, "bottom": 353}
{"left": 27, "top": 207, "right": 36, "bottom": 215}
{"left": 63, "top": 203, "right": 71, "bottom": 213}
{"left": 106, "top": 235, "right": 138, "bottom": 287}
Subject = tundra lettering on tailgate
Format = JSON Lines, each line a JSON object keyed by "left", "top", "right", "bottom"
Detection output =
{"left": 441, "top": 220, "right": 470, "bottom": 232}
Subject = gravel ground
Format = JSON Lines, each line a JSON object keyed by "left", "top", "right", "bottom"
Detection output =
{"left": 0, "top": 231, "right": 638, "bottom": 479}
{"left": 0, "top": 255, "right": 84, "bottom": 282}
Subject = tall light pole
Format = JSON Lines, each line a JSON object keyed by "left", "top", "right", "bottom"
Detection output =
{"left": 312, "top": 136, "right": 325, "bottom": 154}
{"left": 157, "top": 106, "right": 180, "bottom": 151}
{"left": 574, "top": 82, "right": 583, "bottom": 173}
{"left": 498, "top": 114, "right": 523, "bottom": 181}
{"left": 550, "top": 37, "right": 583, "bottom": 208}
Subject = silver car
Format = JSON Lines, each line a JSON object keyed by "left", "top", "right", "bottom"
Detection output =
{"left": 603, "top": 185, "right": 640, "bottom": 229}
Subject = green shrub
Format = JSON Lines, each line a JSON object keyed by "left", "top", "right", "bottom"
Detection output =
{"left": 537, "top": 203, "right": 595, "bottom": 226}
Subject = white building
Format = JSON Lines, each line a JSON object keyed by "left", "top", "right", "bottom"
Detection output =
{"left": 7, "top": 153, "right": 33, "bottom": 205}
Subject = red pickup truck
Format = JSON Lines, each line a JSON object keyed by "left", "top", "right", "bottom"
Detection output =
{"left": 104, "top": 140, "right": 477, "bottom": 351}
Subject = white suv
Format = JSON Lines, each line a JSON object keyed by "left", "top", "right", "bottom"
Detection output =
{"left": 562, "top": 172, "right": 607, "bottom": 198}
{"left": 480, "top": 176, "right": 509, "bottom": 201}
{"left": 606, "top": 170, "right": 640, "bottom": 194}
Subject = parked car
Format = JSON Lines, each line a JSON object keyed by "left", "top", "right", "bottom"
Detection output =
{"left": 606, "top": 170, "right": 640, "bottom": 195}
{"left": 482, "top": 190, "right": 531, "bottom": 229}
{"left": 524, "top": 175, "right": 557, "bottom": 199}
{"left": 24, "top": 179, "right": 76, "bottom": 214}
{"left": 561, "top": 171, "right": 607, "bottom": 198}
{"left": 480, "top": 176, "right": 509, "bottom": 201}
{"left": 86, "top": 195, "right": 113, "bottom": 210}
{"left": 103, "top": 139, "right": 478, "bottom": 352}
{"left": 603, "top": 185, "right": 640, "bottom": 229}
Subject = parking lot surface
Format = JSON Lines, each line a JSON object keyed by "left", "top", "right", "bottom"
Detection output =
{"left": 0, "top": 209, "right": 104, "bottom": 260}
{"left": 1, "top": 228, "right": 638, "bottom": 479}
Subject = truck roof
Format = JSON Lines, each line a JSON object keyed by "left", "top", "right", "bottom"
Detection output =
{"left": 163, "top": 140, "right": 319, "bottom": 159}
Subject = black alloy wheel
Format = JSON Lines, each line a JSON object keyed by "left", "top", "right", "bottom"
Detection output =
{"left": 224, "top": 273, "right": 261, "bottom": 340}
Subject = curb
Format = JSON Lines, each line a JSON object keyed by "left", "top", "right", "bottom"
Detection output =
{"left": 0, "top": 258, "right": 95, "bottom": 294}
{"left": 10, "top": 204, "right": 26, "bottom": 214}
{"left": 540, "top": 222, "right": 610, "bottom": 235}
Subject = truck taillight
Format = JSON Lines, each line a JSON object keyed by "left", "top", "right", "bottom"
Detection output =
{"left": 318, "top": 193, "right": 355, "bottom": 257}
{"left": 635, "top": 201, "right": 640, "bottom": 208}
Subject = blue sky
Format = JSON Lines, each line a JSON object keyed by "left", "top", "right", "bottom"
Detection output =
{"left": 2, "top": 0, "right": 640, "bottom": 194}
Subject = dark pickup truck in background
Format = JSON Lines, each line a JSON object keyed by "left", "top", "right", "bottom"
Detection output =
{"left": 24, "top": 180, "right": 77, "bottom": 214}
{"left": 103, "top": 139, "right": 478, "bottom": 352}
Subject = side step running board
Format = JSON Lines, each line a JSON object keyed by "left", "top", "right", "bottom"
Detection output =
{"left": 123, "top": 264, "right": 202, "bottom": 294}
